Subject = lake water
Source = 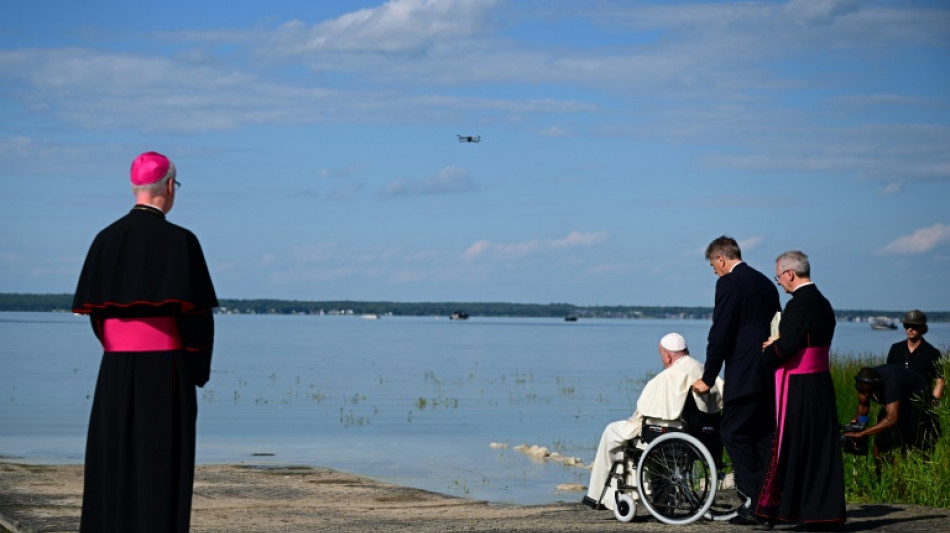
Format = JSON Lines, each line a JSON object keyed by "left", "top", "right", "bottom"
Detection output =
{"left": 2, "top": 312, "right": 947, "bottom": 505}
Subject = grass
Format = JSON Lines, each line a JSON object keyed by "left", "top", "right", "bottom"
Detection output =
{"left": 830, "top": 353, "right": 950, "bottom": 508}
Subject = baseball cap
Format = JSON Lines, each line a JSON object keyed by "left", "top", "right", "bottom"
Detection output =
{"left": 903, "top": 310, "right": 927, "bottom": 326}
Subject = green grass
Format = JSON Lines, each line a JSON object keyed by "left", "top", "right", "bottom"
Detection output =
{"left": 831, "top": 354, "right": 950, "bottom": 508}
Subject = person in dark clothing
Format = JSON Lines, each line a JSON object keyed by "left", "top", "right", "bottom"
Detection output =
{"left": 757, "top": 250, "right": 845, "bottom": 526}
{"left": 886, "top": 309, "right": 944, "bottom": 402}
{"left": 845, "top": 365, "right": 936, "bottom": 458}
{"left": 73, "top": 151, "right": 217, "bottom": 533}
{"left": 692, "top": 235, "right": 781, "bottom": 526}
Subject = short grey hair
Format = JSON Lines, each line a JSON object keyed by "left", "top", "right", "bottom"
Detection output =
{"left": 776, "top": 250, "right": 810, "bottom": 278}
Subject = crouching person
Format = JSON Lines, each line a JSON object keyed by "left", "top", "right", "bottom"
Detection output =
{"left": 845, "top": 365, "right": 938, "bottom": 460}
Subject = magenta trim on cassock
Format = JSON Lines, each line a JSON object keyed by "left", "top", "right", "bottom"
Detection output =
{"left": 102, "top": 317, "right": 182, "bottom": 352}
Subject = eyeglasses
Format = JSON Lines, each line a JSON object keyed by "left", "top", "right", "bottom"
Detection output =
{"left": 173, "top": 179, "right": 181, "bottom": 191}
{"left": 774, "top": 269, "right": 790, "bottom": 283}
{"left": 903, "top": 323, "right": 920, "bottom": 330}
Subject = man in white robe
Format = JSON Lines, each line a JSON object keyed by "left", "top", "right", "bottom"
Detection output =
{"left": 583, "top": 333, "right": 724, "bottom": 510}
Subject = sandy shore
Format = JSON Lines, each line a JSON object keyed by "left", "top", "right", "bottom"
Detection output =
{"left": 2, "top": 461, "right": 949, "bottom": 533}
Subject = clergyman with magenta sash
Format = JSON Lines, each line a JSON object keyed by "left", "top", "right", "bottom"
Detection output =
{"left": 758, "top": 250, "right": 846, "bottom": 527}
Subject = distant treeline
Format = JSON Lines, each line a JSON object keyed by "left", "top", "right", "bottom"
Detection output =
{"left": 3, "top": 293, "right": 947, "bottom": 322}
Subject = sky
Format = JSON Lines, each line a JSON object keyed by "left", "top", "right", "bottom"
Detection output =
{"left": 1, "top": 0, "right": 949, "bottom": 310}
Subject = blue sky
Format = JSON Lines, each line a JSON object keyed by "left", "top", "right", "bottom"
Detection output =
{"left": 1, "top": 0, "right": 949, "bottom": 310}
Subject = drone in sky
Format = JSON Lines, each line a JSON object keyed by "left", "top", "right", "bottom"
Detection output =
{"left": 457, "top": 134, "right": 481, "bottom": 143}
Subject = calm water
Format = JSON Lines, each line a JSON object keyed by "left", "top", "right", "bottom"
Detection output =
{"left": 1, "top": 312, "right": 947, "bottom": 504}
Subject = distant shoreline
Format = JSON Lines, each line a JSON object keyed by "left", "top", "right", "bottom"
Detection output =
{"left": 1, "top": 292, "right": 947, "bottom": 322}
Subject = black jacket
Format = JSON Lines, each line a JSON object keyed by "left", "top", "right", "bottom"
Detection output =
{"left": 703, "top": 262, "right": 781, "bottom": 402}
{"left": 765, "top": 283, "right": 836, "bottom": 366}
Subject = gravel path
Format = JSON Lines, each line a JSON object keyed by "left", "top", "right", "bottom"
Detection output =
{"left": 2, "top": 462, "right": 948, "bottom": 532}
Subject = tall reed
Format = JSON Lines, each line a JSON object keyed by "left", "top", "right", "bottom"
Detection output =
{"left": 830, "top": 353, "right": 950, "bottom": 508}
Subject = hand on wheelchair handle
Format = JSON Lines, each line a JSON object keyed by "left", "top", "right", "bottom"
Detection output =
{"left": 691, "top": 379, "right": 710, "bottom": 395}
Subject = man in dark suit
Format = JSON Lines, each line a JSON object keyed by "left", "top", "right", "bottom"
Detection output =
{"left": 692, "top": 236, "right": 780, "bottom": 524}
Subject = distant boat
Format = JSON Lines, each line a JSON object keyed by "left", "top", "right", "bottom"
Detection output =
{"left": 564, "top": 316, "right": 578, "bottom": 322}
{"left": 870, "top": 317, "right": 896, "bottom": 330}
{"left": 450, "top": 311, "right": 469, "bottom": 320}
{"left": 361, "top": 314, "right": 380, "bottom": 320}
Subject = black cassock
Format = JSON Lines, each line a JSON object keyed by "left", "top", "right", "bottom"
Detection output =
{"left": 73, "top": 205, "right": 217, "bottom": 533}
{"left": 757, "top": 283, "right": 846, "bottom": 525}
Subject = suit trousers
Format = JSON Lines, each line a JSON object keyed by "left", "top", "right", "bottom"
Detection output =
{"left": 720, "top": 393, "right": 774, "bottom": 502}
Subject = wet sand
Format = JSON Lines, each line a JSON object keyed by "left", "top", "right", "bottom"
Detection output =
{"left": 2, "top": 461, "right": 948, "bottom": 533}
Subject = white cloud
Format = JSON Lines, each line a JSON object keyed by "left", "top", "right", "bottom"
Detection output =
{"left": 0, "top": 252, "right": 26, "bottom": 263}
{"left": 380, "top": 166, "right": 477, "bottom": 197}
{"left": 316, "top": 165, "right": 366, "bottom": 179}
{"left": 878, "top": 180, "right": 904, "bottom": 196}
{"left": 269, "top": 265, "right": 387, "bottom": 285}
{"left": 833, "top": 93, "right": 941, "bottom": 108}
{"left": 878, "top": 223, "right": 950, "bottom": 255}
{"left": 259, "top": 254, "right": 279, "bottom": 267}
{"left": 325, "top": 183, "right": 365, "bottom": 202}
{"left": 783, "top": 0, "right": 862, "bottom": 26}
{"left": 738, "top": 236, "right": 764, "bottom": 252}
{"left": 462, "top": 240, "right": 491, "bottom": 260}
{"left": 538, "top": 126, "right": 570, "bottom": 137}
{"left": 269, "top": 0, "right": 498, "bottom": 55}
{"left": 462, "top": 230, "right": 610, "bottom": 261}
{"left": 291, "top": 244, "right": 337, "bottom": 264}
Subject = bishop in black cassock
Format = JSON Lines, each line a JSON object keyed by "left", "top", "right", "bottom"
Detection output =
{"left": 73, "top": 151, "right": 217, "bottom": 533}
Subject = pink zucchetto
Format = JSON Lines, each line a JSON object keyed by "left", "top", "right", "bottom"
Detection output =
{"left": 130, "top": 151, "right": 175, "bottom": 186}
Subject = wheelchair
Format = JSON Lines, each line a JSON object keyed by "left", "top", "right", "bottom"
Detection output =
{"left": 595, "top": 395, "right": 747, "bottom": 525}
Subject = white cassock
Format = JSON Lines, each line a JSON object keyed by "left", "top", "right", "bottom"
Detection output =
{"left": 585, "top": 356, "right": 724, "bottom": 509}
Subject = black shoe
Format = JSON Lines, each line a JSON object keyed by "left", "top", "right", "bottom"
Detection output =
{"left": 730, "top": 508, "right": 772, "bottom": 529}
{"left": 729, "top": 506, "right": 754, "bottom": 523}
{"left": 730, "top": 514, "right": 759, "bottom": 526}
{"left": 581, "top": 496, "right": 607, "bottom": 510}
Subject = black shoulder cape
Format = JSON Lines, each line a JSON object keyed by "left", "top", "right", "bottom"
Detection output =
{"left": 73, "top": 206, "right": 218, "bottom": 314}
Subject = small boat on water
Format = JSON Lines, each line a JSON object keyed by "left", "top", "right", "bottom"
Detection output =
{"left": 361, "top": 314, "right": 380, "bottom": 320}
{"left": 870, "top": 317, "right": 897, "bottom": 330}
{"left": 450, "top": 311, "right": 469, "bottom": 320}
{"left": 564, "top": 316, "right": 578, "bottom": 322}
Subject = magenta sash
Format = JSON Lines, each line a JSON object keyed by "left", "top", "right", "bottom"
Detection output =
{"left": 757, "top": 345, "right": 830, "bottom": 509}
{"left": 102, "top": 317, "right": 182, "bottom": 352}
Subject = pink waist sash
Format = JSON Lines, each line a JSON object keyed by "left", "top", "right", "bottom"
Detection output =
{"left": 102, "top": 317, "right": 182, "bottom": 352}
{"left": 783, "top": 346, "right": 830, "bottom": 375}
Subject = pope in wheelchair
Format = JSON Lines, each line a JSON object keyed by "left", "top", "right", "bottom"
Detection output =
{"left": 582, "top": 333, "right": 739, "bottom": 524}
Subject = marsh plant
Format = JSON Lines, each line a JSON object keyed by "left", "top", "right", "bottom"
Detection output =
{"left": 830, "top": 353, "right": 950, "bottom": 508}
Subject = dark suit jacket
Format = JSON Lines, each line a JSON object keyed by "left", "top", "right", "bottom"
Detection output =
{"left": 703, "top": 262, "right": 781, "bottom": 402}
{"left": 765, "top": 283, "right": 835, "bottom": 366}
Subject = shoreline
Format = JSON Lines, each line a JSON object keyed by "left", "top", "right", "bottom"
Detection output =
{"left": 3, "top": 462, "right": 950, "bottom": 533}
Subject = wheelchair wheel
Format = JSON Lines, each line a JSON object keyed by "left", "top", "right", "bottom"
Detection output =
{"left": 636, "top": 432, "right": 716, "bottom": 525}
{"left": 613, "top": 493, "right": 636, "bottom": 522}
{"left": 704, "top": 469, "right": 746, "bottom": 521}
